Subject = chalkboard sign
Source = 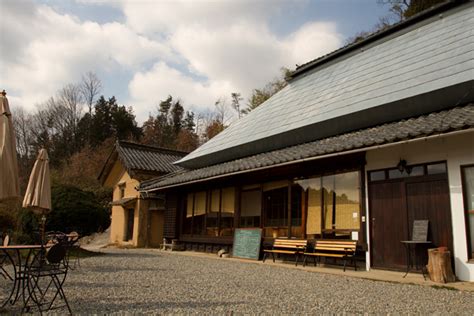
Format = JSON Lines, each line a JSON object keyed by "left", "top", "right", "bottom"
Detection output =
{"left": 233, "top": 228, "right": 263, "bottom": 260}
{"left": 412, "top": 220, "right": 429, "bottom": 241}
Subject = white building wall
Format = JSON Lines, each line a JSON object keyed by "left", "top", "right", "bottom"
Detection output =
{"left": 365, "top": 131, "right": 474, "bottom": 281}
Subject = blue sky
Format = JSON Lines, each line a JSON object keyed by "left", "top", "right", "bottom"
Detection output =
{"left": 1, "top": 0, "right": 391, "bottom": 123}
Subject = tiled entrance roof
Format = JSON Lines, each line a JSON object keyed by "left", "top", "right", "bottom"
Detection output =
{"left": 139, "top": 104, "right": 474, "bottom": 192}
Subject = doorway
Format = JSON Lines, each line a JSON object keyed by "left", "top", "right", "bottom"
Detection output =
{"left": 125, "top": 208, "right": 134, "bottom": 241}
{"left": 368, "top": 162, "right": 453, "bottom": 270}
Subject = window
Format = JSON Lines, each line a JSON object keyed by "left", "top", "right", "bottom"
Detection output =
{"left": 193, "top": 191, "right": 207, "bottom": 235}
{"left": 371, "top": 162, "right": 448, "bottom": 182}
{"left": 184, "top": 194, "right": 194, "bottom": 234}
{"left": 263, "top": 181, "right": 288, "bottom": 227}
{"left": 220, "top": 188, "right": 235, "bottom": 236}
{"left": 462, "top": 165, "right": 474, "bottom": 260}
{"left": 295, "top": 170, "right": 361, "bottom": 239}
{"left": 369, "top": 170, "right": 385, "bottom": 182}
{"left": 206, "top": 190, "right": 220, "bottom": 236}
{"left": 427, "top": 163, "right": 447, "bottom": 175}
{"left": 240, "top": 189, "right": 261, "bottom": 228}
{"left": 184, "top": 188, "right": 235, "bottom": 237}
{"left": 291, "top": 185, "right": 303, "bottom": 237}
{"left": 118, "top": 183, "right": 125, "bottom": 199}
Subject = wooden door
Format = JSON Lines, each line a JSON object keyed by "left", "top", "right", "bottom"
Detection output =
{"left": 369, "top": 181, "right": 408, "bottom": 269}
{"left": 405, "top": 178, "right": 453, "bottom": 264}
{"left": 369, "top": 175, "right": 452, "bottom": 270}
{"left": 149, "top": 210, "right": 164, "bottom": 248}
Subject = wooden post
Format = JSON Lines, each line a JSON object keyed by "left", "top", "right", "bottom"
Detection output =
{"left": 426, "top": 248, "right": 456, "bottom": 283}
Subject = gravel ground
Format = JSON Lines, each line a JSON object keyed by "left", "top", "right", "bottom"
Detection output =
{"left": 6, "top": 248, "right": 474, "bottom": 314}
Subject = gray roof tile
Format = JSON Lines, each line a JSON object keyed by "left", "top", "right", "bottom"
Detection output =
{"left": 116, "top": 141, "right": 187, "bottom": 174}
{"left": 140, "top": 104, "right": 474, "bottom": 191}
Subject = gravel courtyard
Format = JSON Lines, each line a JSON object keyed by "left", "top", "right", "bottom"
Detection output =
{"left": 24, "top": 249, "right": 474, "bottom": 314}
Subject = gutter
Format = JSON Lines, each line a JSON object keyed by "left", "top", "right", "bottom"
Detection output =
{"left": 141, "top": 128, "right": 474, "bottom": 193}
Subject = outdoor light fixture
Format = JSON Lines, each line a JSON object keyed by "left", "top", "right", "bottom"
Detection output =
{"left": 397, "top": 159, "right": 412, "bottom": 174}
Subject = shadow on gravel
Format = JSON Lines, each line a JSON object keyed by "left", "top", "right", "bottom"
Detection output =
{"left": 96, "top": 252, "right": 162, "bottom": 259}
{"left": 74, "top": 265, "right": 171, "bottom": 273}
{"left": 72, "top": 299, "right": 246, "bottom": 312}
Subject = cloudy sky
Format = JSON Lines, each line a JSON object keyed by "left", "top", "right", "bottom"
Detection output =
{"left": 1, "top": 0, "right": 389, "bottom": 123}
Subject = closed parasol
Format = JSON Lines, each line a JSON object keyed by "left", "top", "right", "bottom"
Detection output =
{"left": 23, "top": 148, "right": 51, "bottom": 242}
{"left": 0, "top": 90, "right": 20, "bottom": 203}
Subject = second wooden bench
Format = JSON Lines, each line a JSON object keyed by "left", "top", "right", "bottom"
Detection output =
{"left": 263, "top": 238, "right": 307, "bottom": 266}
{"left": 303, "top": 240, "right": 357, "bottom": 271}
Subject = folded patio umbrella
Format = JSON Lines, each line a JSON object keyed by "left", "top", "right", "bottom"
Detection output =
{"left": 23, "top": 148, "right": 51, "bottom": 242}
{"left": 0, "top": 91, "right": 20, "bottom": 203}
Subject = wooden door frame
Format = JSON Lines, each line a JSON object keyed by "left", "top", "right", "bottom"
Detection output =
{"left": 368, "top": 163, "right": 453, "bottom": 269}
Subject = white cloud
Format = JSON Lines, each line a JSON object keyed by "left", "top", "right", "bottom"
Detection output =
{"left": 1, "top": 0, "right": 343, "bottom": 124}
{"left": 129, "top": 62, "right": 234, "bottom": 121}
{"left": 0, "top": 2, "right": 172, "bottom": 111}
{"left": 128, "top": 20, "right": 342, "bottom": 122}
{"left": 119, "top": 0, "right": 285, "bottom": 35}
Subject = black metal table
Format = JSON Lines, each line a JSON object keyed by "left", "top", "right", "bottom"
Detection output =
{"left": 0, "top": 245, "right": 46, "bottom": 310}
{"left": 400, "top": 240, "right": 431, "bottom": 279}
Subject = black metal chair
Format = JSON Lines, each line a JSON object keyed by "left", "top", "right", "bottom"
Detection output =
{"left": 25, "top": 243, "right": 72, "bottom": 314}
{"left": 0, "top": 234, "right": 15, "bottom": 308}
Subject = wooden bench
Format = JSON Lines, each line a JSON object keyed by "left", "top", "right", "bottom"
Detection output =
{"left": 303, "top": 240, "right": 357, "bottom": 271}
{"left": 263, "top": 239, "right": 307, "bottom": 266}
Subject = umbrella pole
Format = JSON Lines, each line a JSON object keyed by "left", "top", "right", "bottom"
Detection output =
{"left": 40, "top": 214, "right": 46, "bottom": 246}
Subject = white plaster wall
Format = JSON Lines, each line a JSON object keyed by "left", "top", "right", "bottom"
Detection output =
{"left": 365, "top": 131, "right": 474, "bottom": 281}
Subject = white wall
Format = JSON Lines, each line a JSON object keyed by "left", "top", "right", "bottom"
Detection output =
{"left": 365, "top": 131, "right": 474, "bottom": 281}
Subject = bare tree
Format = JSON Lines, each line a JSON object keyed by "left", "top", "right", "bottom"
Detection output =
{"left": 214, "top": 97, "right": 232, "bottom": 124}
{"left": 80, "top": 71, "right": 102, "bottom": 116}
{"left": 13, "top": 106, "right": 33, "bottom": 159}
{"left": 231, "top": 92, "right": 243, "bottom": 119}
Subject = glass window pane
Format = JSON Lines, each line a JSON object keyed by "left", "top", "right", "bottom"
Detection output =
{"left": 370, "top": 171, "right": 385, "bottom": 181}
{"left": 193, "top": 191, "right": 206, "bottom": 235}
{"left": 263, "top": 185, "right": 288, "bottom": 227}
{"left": 291, "top": 185, "right": 302, "bottom": 227}
{"left": 184, "top": 193, "right": 193, "bottom": 234}
{"left": 295, "top": 177, "right": 321, "bottom": 235}
{"left": 462, "top": 166, "right": 474, "bottom": 259}
{"left": 427, "top": 163, "right": 447, "bottom": 175}
{"left": 389, "top": 168, "right": 410, "bottom": 179}
{"left": 409, "top": 165, "right": 424, "bottom": 176}
{"left": 322, "top": 175, "right": 335, "bottom": 230}
{"left": 210, "top": 189, "right": 220, "bottom": 212}
{"left": 323, "top": 172, "right": 360, "bottom": 231}
{"left": 240, "top": 189, "right": 261, "bottom": 228}
{"left": 334, "top": 172, "right": 360, "bottom": 230}
{"left": 206, "top": 190, "right": 219, "bottom": 236}
{"left": 221, "top": 187, "right": 235, "bottom": 236}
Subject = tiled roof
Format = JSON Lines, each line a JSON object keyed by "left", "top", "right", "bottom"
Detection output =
{"left": 98, "top": 141, "right": 188, "bottom": 184}
{"left": 177, "top": 2, "right": 474, "bottom": 168}
{"left": 140, "top": 104, "right": 474, "bottom": 191}
{"left": 116, "top": 141, "right": 187, "bottom": 174}
{"left": 290, "top": 1, "right": 461, "bottom": 79}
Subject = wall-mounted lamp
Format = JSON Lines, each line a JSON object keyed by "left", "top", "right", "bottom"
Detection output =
{"left": 397, "top": 159, "right": 412, "bottom": 174}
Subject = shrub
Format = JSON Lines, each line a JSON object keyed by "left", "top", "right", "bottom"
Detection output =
{"left": 46, "top": 184, "right": 110, "bottom": 236}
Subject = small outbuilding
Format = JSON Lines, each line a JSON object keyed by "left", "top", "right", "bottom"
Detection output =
{"left": 98, "top": 141, "right": 187, "bottom": 247}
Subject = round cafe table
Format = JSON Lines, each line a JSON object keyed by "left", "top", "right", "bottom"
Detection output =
{"left": 0, "top": 244, "right": 47, "bottom": 310}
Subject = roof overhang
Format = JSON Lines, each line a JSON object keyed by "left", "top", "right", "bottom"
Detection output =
{"left": 140, "top": 104, "right": 474, "bottom": 192}
{"left": 110, "top": 197, "right": 137, "bottom": 207}
{"left": 143, "top": 128, "right": 474, "bottom": 193}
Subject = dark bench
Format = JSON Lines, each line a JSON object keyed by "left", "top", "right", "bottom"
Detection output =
{"left": 263, "top": 238, "right": 307, "bottom": 266}
{"left": 303, "top": 240, "right": 357, "bottom": 271}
